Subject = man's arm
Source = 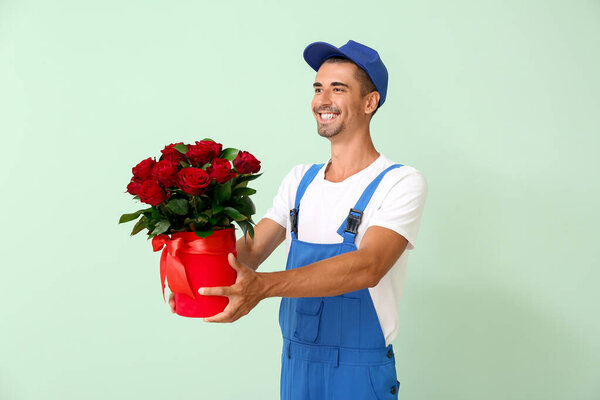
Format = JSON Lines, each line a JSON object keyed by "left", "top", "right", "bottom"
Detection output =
{"left": 201, "top": 225, "right": 408, "bottom": 322}
{"left": 236, "top": 218, "right": 286, "bottom": 270}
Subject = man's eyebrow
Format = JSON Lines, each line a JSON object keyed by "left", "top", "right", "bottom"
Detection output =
{"left": 331, "top": 81, "right": 349, "bottom": 88}
{"left": 312, "top": 82, "right": 349, "bottom": 88}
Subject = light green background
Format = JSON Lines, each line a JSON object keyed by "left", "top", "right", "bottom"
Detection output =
{"left": 1, "top": 1, "right": 599, "bottom": 399}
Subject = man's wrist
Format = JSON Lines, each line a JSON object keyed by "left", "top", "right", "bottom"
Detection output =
{"left": 257, "top": 270, "right": 283, "bottom": 299}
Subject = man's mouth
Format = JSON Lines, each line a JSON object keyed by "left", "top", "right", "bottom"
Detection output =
{"left": 318, "top": 112, "right": 340, "bottom": 122}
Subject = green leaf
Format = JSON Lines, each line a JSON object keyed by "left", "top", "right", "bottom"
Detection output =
{"left": 219, "top": 216, "right": 230, "bottom": 225}
{"left": 232, "top": 180, "right": 248, "bottom": 189}
{"left": 221, "top": 148, "right": 240, "bottom": 161}
{"left": 151, "top": 219, "right": 170, "bottom": 235}
{"left": 202, "top": 138, "right": 215, "bottom": 142}
{"left": 193, "top": 197, "right": 206, "bottom": 213}
{"left": 235, "top": 220, "right": 248, "bottom": 239}
{"left": 180, "top": 160, "right": 190, "bottom": 168}
{"left": 214, "top": 180, "right": 232, "bottom": 203}
{"left": 212, "top": 204, "right": 224, "bottom": 214}
{"left": 119, "top": 208, "right": 151, "bottom": 224}
{"left": 174, "top": 144, "right": 188, "bottom": 154}
{"left": 235, "top": 220, "right": 255, "bottom": 242}
{"left": 130, "top": 215, "right": 148, "bottom": 236}
{"left": 196, "top": 214, "right": 209, "bottom": 224}
{"left": 223, "top": 206, "right": 247, "bottom": 221}
{"left": 236, "top": 173, "right": 262, "bottom": 183}
{"left": 245, "top": 220, "right": 255, "bottom": 240}
{"left": 232, "top": 187, "right": 256, "bottom": 197}
{"left": 194, "top": 228, "right": 214, "bottom": 238}
{"left": 236, "top": 196, "right": 256, "bottom": 216}
{"left": 166, "top": 198, "right": 189, "bottom": 215}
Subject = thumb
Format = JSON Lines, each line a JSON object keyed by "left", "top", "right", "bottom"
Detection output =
{"left": 227, "top": 253, "right": 245, "bottom": 272}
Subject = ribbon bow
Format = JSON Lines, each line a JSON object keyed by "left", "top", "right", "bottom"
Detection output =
{"left": 152, "top": 234, "right": 196, "bottom": 301}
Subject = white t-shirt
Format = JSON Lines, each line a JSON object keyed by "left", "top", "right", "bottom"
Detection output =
{"left": 263, "top": 153, "right": 428, "bottom": 346}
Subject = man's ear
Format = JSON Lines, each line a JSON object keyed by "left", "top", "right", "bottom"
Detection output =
{"left": 365, "top": 91, "right": 380, "bottom": 115}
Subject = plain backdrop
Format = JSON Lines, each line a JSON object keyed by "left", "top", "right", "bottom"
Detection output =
{"left": 1, "top": 1, "right": 599, "bottom": 399}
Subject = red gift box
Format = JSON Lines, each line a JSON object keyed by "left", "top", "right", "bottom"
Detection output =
{"left": 152, "top": 228, "right": 237, "bottom": 318}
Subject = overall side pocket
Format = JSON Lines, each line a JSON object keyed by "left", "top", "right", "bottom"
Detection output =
{"left": 293, "top": 297, "right": 324, "bottom": 343}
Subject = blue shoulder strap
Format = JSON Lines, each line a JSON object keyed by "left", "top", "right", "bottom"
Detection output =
{"left": 294, "top": 164, "right": 324, "bottom": 209}
{"left": 290, "top": 163, "right": 324, "bottom": 238}
{"left": 336, "top": 164, "right": 404, "bottom": 243}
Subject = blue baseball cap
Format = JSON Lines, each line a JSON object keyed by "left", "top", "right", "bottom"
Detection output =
{"left": 303, "top": 40, "right": 388, "bottom": 108}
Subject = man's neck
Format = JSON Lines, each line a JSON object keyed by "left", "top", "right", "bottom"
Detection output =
{"left": 324, "top": 131, "right": 380, "bottom": 183}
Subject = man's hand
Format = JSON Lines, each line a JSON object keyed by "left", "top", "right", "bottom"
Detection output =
{"left": 199, "top": 253, "right": 267, "bottom": 323}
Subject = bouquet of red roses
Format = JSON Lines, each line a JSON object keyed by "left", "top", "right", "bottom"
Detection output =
{"left": 119, "top": 139, "right": 261, "bottom": 239}
{"left": 119, "top": 139, "right": 261, "bottom": 318}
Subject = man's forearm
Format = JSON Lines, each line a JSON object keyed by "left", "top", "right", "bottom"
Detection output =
{"left": 235, "top": 218, "right": 286, "bottom": 271}
{"left": 259, "top": 248, "right": 380, "bottom": 298}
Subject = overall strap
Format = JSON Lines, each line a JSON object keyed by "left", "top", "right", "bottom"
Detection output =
{"left": 336, "top": 164, "right": 404, "bottom": 244}
{"left": 290, "top": 163, "right": 324, "bottom": 238}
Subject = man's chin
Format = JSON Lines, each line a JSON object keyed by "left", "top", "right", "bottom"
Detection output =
{"left": 317, "top": 123, "right": 342, "bottom": 138}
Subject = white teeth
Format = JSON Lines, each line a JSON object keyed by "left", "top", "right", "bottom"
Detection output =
{"left": 321, "top": 113, "right": 338, "bottom": 120}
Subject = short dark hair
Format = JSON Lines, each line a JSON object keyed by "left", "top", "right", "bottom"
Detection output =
{"left": 322, "top": 56, "right": 379, "bottom": 118}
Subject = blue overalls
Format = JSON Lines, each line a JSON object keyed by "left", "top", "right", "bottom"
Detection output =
{"left": 279, "top": 163, "right": 404, "bottom": 400}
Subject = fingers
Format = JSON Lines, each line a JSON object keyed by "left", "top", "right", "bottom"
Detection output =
{"left": 168, "top": 293, "right": 176, "bottom": 314}
{"left": 202, "top": 300, "right": 247, "bottom": 323}
{"left": 198, "top": 286, "right": 233, "bottom": 297}
{"left": 202, "top": 307, "right": 234, "bottom": 323}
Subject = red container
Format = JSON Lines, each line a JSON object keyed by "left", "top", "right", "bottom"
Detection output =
{"left": 156, "top": 228, "right": 237, "bottom": 318}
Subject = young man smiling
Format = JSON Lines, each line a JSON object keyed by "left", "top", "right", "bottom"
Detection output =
{"left": 170, "top": 40, "right": 428, "bottom": 399}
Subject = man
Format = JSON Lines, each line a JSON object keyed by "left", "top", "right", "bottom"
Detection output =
{"left": 170, "top": 40, "right": 427, "bottom": 399}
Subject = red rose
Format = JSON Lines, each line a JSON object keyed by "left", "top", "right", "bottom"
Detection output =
{"left": 132, "top": 157, "right": 156, "bottom": 181}
{"left": 185, "top": 142, "right": 213, "bottom": 167}
{"left": 233, "top": 151, "right": 261, "bottom": 174}
{"left": 160, "top": 142, "right": 186, "bottom": 163}
{"left": 196, "top": 140, "right": 223, "bottom": 160}
{"left": 177, "top": 167, "right": 211, "bottom": 195}
{"left": 138, "top": 179, "right": 167, "bottom": 205}
{"left": 152, "top": 160, "right": 179, "bottom": 187}
{"left": 207, "top": 158, "right": 237, "bottom": 184}
{"left": 126, "top": 180, "right": 142, "bottom": 195}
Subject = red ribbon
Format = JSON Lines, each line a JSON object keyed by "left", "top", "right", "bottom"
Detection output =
{"left": 151, "top": 232, "right": 236, "bottom": 301}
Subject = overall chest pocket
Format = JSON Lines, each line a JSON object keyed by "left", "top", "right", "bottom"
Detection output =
{"left": 293, "top": 297, "right": 324, "bottom": 343}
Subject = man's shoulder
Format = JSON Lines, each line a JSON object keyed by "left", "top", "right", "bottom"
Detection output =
{"left": 378, "top": 155, "right": 427, "bottom": 188}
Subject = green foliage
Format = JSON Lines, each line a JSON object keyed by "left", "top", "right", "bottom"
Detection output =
{"left": 220, "top": 148, "right": 239, "bottom": 161}
{"left": 194, "top": 228, "right": 214, "bottom": 238}
{"left": 214, "top": 180, "right": 232, "bottom": 203}
{"left": 232, "top": 187, "right": 256, "bottom": 197}
{"left": 130, "top": 215, "right": 148, "bottom": 236}
{"left": 118, "top": 208, "right": 151, "bottom": 224}
{"left": 223, "top": 206, "right": 246, "bottom": 221}
{"left": 151, "top": 219, "right": 170, "bottom": 235}
{"left": 167, "top": 198, "right": 189, "bottom": 215}
{"left": 174, "top": 144, "right": 188, "bottom": 154}
{"left": 236, "top": 173, "right": 262, "bottom": 183}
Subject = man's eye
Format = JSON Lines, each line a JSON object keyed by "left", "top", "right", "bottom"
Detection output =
{"left": 314, "top": 88, "right": 322, "bottom": 93}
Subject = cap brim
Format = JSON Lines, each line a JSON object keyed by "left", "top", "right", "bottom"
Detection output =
{"left": 303, "top": 42, "right": 346, "bottom": 71}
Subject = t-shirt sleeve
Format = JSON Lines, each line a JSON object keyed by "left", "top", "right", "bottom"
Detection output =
{"left": 262, "top": 166, "right": 301, "bottom": 229}
{"left": 367, "top": 168, "right": 428, "bottom": 250}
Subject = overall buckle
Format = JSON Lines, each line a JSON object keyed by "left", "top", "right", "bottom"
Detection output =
{"left": 290, "top": 208, "right": 298, "bottom": 235}
{"left": 344, "top": 208, "right": 363, "bottom": 234}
